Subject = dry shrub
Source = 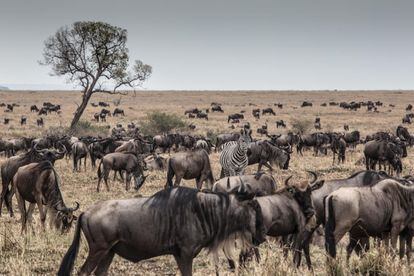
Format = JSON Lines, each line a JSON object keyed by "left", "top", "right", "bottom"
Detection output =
{"left": 290, "top": 118, "right": 313, "bottom": 134}
{"left": 140, "top": 111, "right": 186, "bottom": 136}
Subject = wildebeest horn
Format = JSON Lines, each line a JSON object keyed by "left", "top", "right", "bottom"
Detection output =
{"left": 226, "top": 177, "right": 231, "bottom": 189}
{"left": 57, "top": 142, "right": 67, "bottom": 154}
{"left": 307, "top": 171, "right": 317, "bottom": 184}
{"left": 68, "top": 202, "right": 80, "bottom": 212}
{"left": 284, "top": 175, "right": 293, "bottom": 187}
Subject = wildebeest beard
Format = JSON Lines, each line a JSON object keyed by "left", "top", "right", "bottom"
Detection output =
{"left": 144, "top": 188, "right": 260, "bottom": 256}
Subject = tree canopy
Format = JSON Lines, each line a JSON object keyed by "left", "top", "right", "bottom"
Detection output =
{"left": 41, "top": 21, "right": 152, "bottom": 128}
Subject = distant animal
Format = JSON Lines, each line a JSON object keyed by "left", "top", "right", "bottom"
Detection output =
{"left": 97, "top": 152, "right": 147, "bottom": 192}
{"left": 166, "top": 149, "right": 214, "bottom": 190}
{"left": 406, "top": 104, "right": 413, "bottom": 111}
{"left": 227, "top": 113, "right": 244, "bottom": 123}
{"left": 196, "top": 112, "right": 208, "bottom": 120}
{"left": 144, "top": 154, "right": 167, "bottom": 171}
{"left": 314, "top": 117, "right": 321, "bottom": 130}
{"left": 215, "top": 133, "right": 241, "bottom": 150}
{"left": 37, "top": 118, "right": 44, "bottom": 127}
{"left": 344, "top": 124, "right": 349, "bottom": 131}
{"left": 12, "top": 161, "right": 79, "bottom": 233}
{"left": 20, "top": 116, "right": 27, "bottom": 126}
{"left": 30, "top": 105, "right": 39, "bottom": 112}
{"left": 331, "top": 135, "right": 346, "bottom": 164}
{"left": 301, "top": 101, "right": 312, "bottom": 107}
{"left": 252, "top": 109, "right": 260, "bottom": 119}
{"left": 276, "top": 120, "right": 286, "bottom": 128}
{"left": 211, "top": 105, "right": 224, "bottom": 112}
{"left": 262, "top": 108, "right": 275, "bottom": 116}
{"left": 4, "top": 118, "right": 10, "bottom": 125}
{"left": 57, "top": 186, "right": 266, "bottom": 276}
{"left": 112, "top": 108, "right": 125, "bottom": 116}
{"left": 247, "top": 140, "right": 291, "bottom": 172}
{"left": 98, "top": 101, "right": 110, "bottom": 107}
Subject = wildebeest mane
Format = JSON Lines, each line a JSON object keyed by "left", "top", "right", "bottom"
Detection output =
{"left": 145, "top": 187, "right": 253, "bottom": 252}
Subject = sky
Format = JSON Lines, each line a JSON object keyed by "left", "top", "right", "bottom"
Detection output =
{"left": 0, "top": 0, "right": 413, "bottom": 90}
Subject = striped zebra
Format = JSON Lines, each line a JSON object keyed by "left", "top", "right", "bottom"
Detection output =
{"left": 219, "top": 134, "right": 251, "bottom": 177}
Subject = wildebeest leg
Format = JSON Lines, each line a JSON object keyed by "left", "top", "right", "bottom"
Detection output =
{"left": 174, "top": 174, "right": 182, "bottom": 187}
{"left": 104, "top": 170, "right": 110, "bottom": 192}
{"left": 15, "top": 188, "right": 27, "bottom": 233}
{"left": 262, "top": 162, "right": 273, "bottom": 172}
{"left": 399, "top": 234, "right": 406, "bottom": 260}
{"left": 174, "top": 254, "right": 193, "bottom": 276}
{"left": 84, "top": 157, "right": 87, "bottom": 171}
{"left": 390, "top": 223, "right": 403, "bottom": 255}
{"left": 346, "top": 237, "right": 358, "bottom": 261}
{"left": 79, "top": 248, "right": 109, "bottom": 276}
{"left": 27, "top": 203, "right": 36, "bottom": 234}
{"left": 406, "top": 233, "right": 412, "bottom": 263}
{"left": 125, "top": 172, "right": 131, "bottom": 191}
{"left": 195, "top": 176, "right": 202, "bottom": 190}
{"left": 35, "top": 195, "right": 47, "bottom": 230}
{"left": 94, "top": 250, "right": 115, "bottom": 276}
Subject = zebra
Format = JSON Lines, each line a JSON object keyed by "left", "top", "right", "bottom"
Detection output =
{"left": 219, "top": 132, "right": 252, "bottom": 177}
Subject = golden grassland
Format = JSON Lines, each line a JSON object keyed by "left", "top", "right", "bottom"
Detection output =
{"left": 0, "top": 90, "right": 414, "bottom": 275}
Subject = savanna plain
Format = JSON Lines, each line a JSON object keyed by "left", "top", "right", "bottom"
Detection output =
{"left": 0, "top": 90, "right": 413, "bottom": 275}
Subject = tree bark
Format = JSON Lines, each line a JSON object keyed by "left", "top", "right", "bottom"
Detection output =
{"left": 70, "top": 89, "right": 94, "bottom": 129}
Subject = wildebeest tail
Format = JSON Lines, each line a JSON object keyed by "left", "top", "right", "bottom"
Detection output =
{"left": 57, "top": 213, "right": 83, "bottom": 276}
{"left": 166, "top": 159, "right": 174, "bottom": 188}
{"left": 324, "top": 196, "right": 336, "bottom": 258}
{"left": 97, "top": 159, "right": 104, "bottom": 179}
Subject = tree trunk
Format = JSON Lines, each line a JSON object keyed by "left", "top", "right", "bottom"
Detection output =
{"left": 70, "top": 89, "right": 94, "bottom": 129}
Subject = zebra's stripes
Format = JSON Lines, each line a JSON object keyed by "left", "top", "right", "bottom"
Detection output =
{"left": 219, "top": 139, "right": 249, "bottom": 177}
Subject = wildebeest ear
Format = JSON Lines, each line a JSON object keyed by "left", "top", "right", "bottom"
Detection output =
{"left": 311, "top": 180, "right": 325, "bottom": 191}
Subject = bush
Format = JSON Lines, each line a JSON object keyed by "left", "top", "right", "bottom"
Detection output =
{"left": 140, "top": 111, "right": 186, "bottom": 136}
{"left": 290, "top": 118, "right": 312, "bottom": 134}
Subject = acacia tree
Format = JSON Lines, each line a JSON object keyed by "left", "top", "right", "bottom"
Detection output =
{"left": 41, "top": 21, "right": 152, "bottom": 129}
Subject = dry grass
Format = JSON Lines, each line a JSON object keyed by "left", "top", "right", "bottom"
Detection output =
{"left": 0, "top": 90, "right": 414, "bottom": 275}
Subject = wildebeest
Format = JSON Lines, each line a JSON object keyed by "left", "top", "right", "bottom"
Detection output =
{"left": 153, "top": 134, "right": 182, "bottom": 153}
{"left": 144, "top": 154, "right": 167, "bottom": 171}
{"left": 211, "top": 105, "right": 224, "bottom": 112}
{"left": 196, "top": 112, "right": 208, "bottom": 120}
{"left": 262, "top": 108, "right": 275, "bottom": 116}
{"left": 397, "top": 125, "right": 413, "bottom": 145}
{"left": 12, "top": 161, "right": 79, "bottom": 233}
{"left": 325, "top": 179, "right": 414, "bottom": 259}
{"left": 268, "top": 132, "right": 299, "bottom": 147}
{"left": 247, "top": 140, "right": 291, "bottom": 172}
{"left": 0, "top": 139, "right": 15, "bottom": 157}
{"left": 37, "top": 117, "right": 44, "bottom": 127}
{"left": 57, "top": 187, "right": 266, "bottom": 276}
{"left": 364, "top": 140, "right": 402, "bottom": 175}
{"left": 227, "top": 113, "right": 244, "bottom": 123}
{"left": 314, "top": 117, "right": 321, "bottom": 130}
{"left": 6, "top": 104, "right": 13, "bottom": 112}
{"left": 115, "top": 138, "right": 152, "bottom": 155}
{"left": 166, "top": 149, "right": 214, "bottom": 190}
{"left": 98, "top": 101, "right": 110, "bottom": 107}
{"left": 343, "top": 124, "right": 349, "bottom": 131}
{"left": 72, "top": 141, "right": 89, "bottom": 172}
{"left": 113, "top": 108, "right": 125, "bottom": 116}
{"left": 0, "top": 145, "right": 66, "bottom": 217}
{"left": 30, "top": 105, "right": 39, "bottom": 112}
{"left": 301, "top": 101, "right": 312, "bottom": 107}
{"left": 184, "top": 108, "right": 201, "bottom": 115}
{"left": 252, "top": 109, "right": 260, "bottom": 119}
{"left": 214, "top": 172, "right": 320, "bottom": 269}
{"left": 297, "top": 133, "right": 329, "bottom": 156}
{"left": 4, "top": 118, "right": 10, "bottom": 124}
{"left": 213, "top": 173, "right": 277, "bottom": 196}
{"left": 276, "top": 120, "right": 286, "bottom": 128}
{"left": 38, "top": 107, "right": 48, "bottom": 115}
{"left": 88, "top": 138, "right": 122, "bottom": 168}
{"left": 215, "top": 133, "right": 240, "bottom": 150}
{"left": 331, "top": 135, "right": 346, "bottom": 164}
{"left": 256, "top": 123, "right": 268, "bottom": 136}
{"left": 342, "top": 130, "right": 360, "bottom": 148}
{"left": 97, "top": 152, "right": 147, "bottom": 192}
{"left": 20, "top": 116, "right": 27, "bottom": 125}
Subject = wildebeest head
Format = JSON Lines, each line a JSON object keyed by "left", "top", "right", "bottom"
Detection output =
{"left": 34, "top": 143, "right": 67, "bottom": 164}
{"left": 55, "top": 202, "right": 80, "bottom": 233}
{"left": 284, "top": 171, "right": 323, "bottom": 219}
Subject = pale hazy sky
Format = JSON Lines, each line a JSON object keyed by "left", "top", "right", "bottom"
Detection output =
{"left": 1, "top": 0, "right": 413, "bottom": 90}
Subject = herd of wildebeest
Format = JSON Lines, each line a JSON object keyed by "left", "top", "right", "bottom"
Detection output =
{"left": 2, "top": 98, "right": 414, "bottom": 275}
